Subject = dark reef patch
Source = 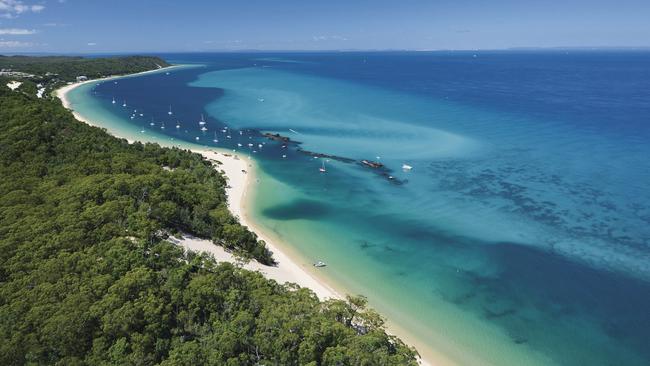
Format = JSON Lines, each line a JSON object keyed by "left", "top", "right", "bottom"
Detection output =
{"left": 262, "top": 199, "right": 331, "bottom": 220}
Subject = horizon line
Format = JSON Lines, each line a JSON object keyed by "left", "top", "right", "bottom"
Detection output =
{"left": 2, "top": 46, "right": 650, "bottom": 57}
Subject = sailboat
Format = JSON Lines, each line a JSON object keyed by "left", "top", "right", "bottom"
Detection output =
{"left": 112, "top": 97, "right": 116, "bottom": 104}
{"left": 122, "top": 100, "right": 127, "bottom": 107}
{"left": 199, "top": 114, "right": 206, "bottom": 125}
{"left": 176, "top": 121, "right": 181, "bottom": 129}
{"left": 140, "top": 125, "right": 145, "bottom": 133}
{"left": 319, "top": 160, "right": 326, "bottom": 173}
{"left": 168, "top": 105, "right": 173, "bottom": 115}
{"left": 213, "top": 132, "right": 219, "bottom": 143}
{"left": 149, "top": 117, "right": 155, "bottom": 126}
{"left": 161, "top": 122, "right": 165, "bottom": 130}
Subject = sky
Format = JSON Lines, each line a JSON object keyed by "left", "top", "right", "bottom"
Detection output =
{"left": 0, "top": 0, "right": 649, "bottom": 53}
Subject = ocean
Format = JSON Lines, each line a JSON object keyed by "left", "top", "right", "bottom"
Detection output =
{"left": 66, "top": 51, "right": 650, "bottom": 365}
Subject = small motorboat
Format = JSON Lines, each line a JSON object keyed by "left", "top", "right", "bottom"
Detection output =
{"left": 402, "top": 164, "right": 413, "bottom": 171}
{"left": 314, "top": 261, "right": 327, "bottom": 268}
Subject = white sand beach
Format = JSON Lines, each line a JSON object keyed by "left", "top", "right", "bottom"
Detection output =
{"left": 56, "top": 74, "right": 438, "bottom": 366}
{"left": 174, "top": 149, "right": 342, "bottom": 300}
{"left": 56, "top": 76, "right": 341, "bottom": 301}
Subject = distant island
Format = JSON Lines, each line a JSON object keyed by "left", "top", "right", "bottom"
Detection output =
{"left": 0, "top": 55, "right": 419, "bottom": 365}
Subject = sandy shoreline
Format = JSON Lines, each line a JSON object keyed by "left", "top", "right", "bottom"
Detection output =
{"left": 56, "top": 70, "right": 438, "bottom": 366}
{"left": 190, "top": 149, "right": 342, "bottom": 300}
{"left": 56, "top": 72, "right": 341, "bottom": 301}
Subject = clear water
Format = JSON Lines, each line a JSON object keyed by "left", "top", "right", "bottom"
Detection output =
{"left": 67, "top": 51, "right": 650, "bottom": 366}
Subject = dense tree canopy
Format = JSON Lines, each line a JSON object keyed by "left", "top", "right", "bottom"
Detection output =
{"left": 0, "top": 55, "right": 169, "bottom": 82}
{"left": 0, "top": 58, "right": 419, "bottom": 365}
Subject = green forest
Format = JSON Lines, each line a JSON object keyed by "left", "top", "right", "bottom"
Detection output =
{"left": 0, "top": 55, "right": 170, "bottom": 85}
{"left": 0, "top": 56, "right": 418, "bottom": 365}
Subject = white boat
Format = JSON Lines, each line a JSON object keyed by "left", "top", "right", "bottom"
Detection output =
{"left": 258, "top": 98, "right": 265, "bottom": 102}
{"left": 140, "top": 126, "right": 145, "bottom": 133}
{"left": 122, "top": 100, "right": 127, "bottom": 107}
{"left": 402, "top": 164, "right": 413, "bottom": 171}
{"left": 112, "top": 97, "right": 116, "bottom": 104}
{"left": 168, "top": 105, "right": 173, "bottom": 115}
{"left": 161, "top": 123, "right": 165, "bottom": 130}
{"left": 176, "top": 122, "right": 181, "bottom": 129}
{"left": 237, "top": 143, "right": 242, "bottom": 147}
{"left": 200, "top": 126, "right": 208, "bottom": 131}
{"left": 282, "top": 154, "right": 287, "bottom": 158}
{"left": 313, "top": 261, "right": 326, "bottom": 267}
{"left": 319, "top": 160, "right": 326, "bottom": 173}
{"left": 199, "top": 114, "right": 206, "bottom": 125}
{"left": 195, "top": 136, "right": 199, "bottom": 140}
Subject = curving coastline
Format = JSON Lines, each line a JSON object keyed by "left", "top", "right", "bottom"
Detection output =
{"left": 55, "top": 70, "right": 445, "bottom": 366}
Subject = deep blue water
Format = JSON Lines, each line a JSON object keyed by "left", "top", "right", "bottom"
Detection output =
{"left": 74, "top": 51, "right": 650, "bottom": 366}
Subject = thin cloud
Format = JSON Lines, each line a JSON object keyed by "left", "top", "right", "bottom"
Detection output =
{"left": 0, "top": 40, "right": 34, "bottom": 47}
{"left": 312, "top": 35, "right": 349, "bottom": 42}
{"left": 43, "top": 22, "right": 68, "bottom": 27}
{"left": 0, "top": 28, "right": 36, "bottom": 35}
{"left": 87, "top": 42, "right": 97, "bottom": 46}
{"left": 0, "top": 0, "right": 45, "bottom": 18}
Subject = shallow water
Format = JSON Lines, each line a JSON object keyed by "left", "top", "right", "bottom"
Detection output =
{"left": 68, "top": 51, "right": 650, "bottom": 366}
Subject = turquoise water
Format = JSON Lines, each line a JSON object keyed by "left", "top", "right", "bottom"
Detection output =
{"left": 67, "top": 52, "right": 650, "bottom": 366}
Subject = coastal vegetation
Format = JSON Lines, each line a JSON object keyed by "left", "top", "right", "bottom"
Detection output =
{"left": 0, "top": 56, "right": 418, "bottom": 365}
{"left": 0, "top": 55, "right": 169, "bottom": 87}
